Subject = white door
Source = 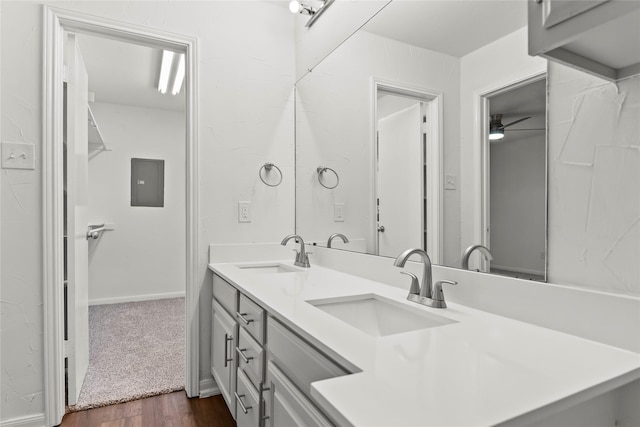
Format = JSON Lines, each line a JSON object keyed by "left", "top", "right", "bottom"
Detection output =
{"left": 65, "top": 32, "right": 90, "bottom": 406}
{"left": 377, "top": 103, "right": 423, "bottom": 257}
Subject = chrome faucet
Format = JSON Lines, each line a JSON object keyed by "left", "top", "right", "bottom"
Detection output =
{"left": 461, "top": 244, "right": 493, "bottom": 271}
{"left": 394, "top": 248, "right": 434, "bottom": 299}
{"left": 327, "top": 233, "right": 349, "bottom": 248}
{"left": 394, "top": 248, "right": 457, "bottom": 308}
{"left": 281, "top": 234, "right": 311, "bottom": 268}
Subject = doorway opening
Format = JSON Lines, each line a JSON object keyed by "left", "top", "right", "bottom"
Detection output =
{"left": 372, "top": 79, "right": 443, "bottom": 262}
{"left": 64, "top": 31, "right": 187, "bottom": 410}
{"left": 479, "top": 74, "right": 548, "bottom": 280}
{"left": 43, "top": 7, "right": 199, "bottom": 426}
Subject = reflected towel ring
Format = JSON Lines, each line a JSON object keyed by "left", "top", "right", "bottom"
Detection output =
{"left": 259, "top": 162, "right": 283, "bottom": 187}
{"left": 317, "top": 166, "right": 339, "bottom": 189}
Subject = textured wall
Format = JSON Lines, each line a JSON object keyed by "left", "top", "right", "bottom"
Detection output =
{"left": 295, "top": 30, "right": 460, "bottom": 262}
{"left": 87, "top": 103, "right": 186, "bottom": 305}
{"left": 0, "top": 1, "right": 294, "bottom": 423}
{"left": 547, "top": 63, "right": 640, "bottom": 296}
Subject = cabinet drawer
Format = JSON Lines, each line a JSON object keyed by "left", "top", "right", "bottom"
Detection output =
{"left": 237, "top": 327, "right": 264, "bottom": 389}
{"left": 213, "top": 274, "right": 237, "bottom": 316}
{"left": 238, "top": 294, "right": 265, "bottom": 343}
{"left": 235, "top": 369, "right": 260, "bottom": 427}
{"left": 267, "top": 317, "right": 348, "bottom": 400}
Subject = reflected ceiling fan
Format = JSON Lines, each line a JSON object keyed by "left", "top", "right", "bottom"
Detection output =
{"left": 489, "top": 114, "right": 543, "bottom": 141}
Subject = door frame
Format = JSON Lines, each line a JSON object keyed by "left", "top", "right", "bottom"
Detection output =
{"left": 371, "top": 77, "right": 443, "bottom": 263}
{"left": 42, "top": 6, "right": 199, "bottom": 425}
{"left": 474, "top": 71, "right": 547, "bottom": 273}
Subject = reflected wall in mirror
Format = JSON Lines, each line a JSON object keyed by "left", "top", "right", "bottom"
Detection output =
{"left": 295, "top": 1, "right": 639, "bottom": 296}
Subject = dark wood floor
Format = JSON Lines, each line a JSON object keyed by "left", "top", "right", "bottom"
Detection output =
{"left": 59, "top": 391, "right": 236, "bottom": 427}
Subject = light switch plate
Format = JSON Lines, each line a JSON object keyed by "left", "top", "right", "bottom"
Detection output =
{"left": 334, "top": 203, "right": 345, "bottom": 222}
{"left": 2, "top": 142, "right": 35, "bottom": 170}
{"left": 444, "top": 174, "right": 457, "bottom": 190}
{"left": 238, "top": 201, "right": 251, "bottom": 223}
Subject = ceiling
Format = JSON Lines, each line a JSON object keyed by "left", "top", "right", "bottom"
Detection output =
{"left": 363, "top": 0, "right": 527, "bottom": 57}
{"left": 74, "top": 1, "right": 528, "bottom": 111}
{"left": 76, "top": 33, "right": 185, "bottom": 111}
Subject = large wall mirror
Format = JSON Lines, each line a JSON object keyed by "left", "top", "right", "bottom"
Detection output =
{"left": 295, "top": 1, "right": 639, "bottom": 295}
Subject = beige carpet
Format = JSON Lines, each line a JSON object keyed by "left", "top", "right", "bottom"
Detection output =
{"left": 69, "top": 298, "right": 185, "bottom": 411}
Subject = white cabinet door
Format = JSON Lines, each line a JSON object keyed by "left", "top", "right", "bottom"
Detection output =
{"left": 264, "top": 362, "right": 333, "bottom": 427}
{"left": 212, "top": 299, "right": 237, "bottom": 418}
{"left": 541, "top": 0, "right": 608, "bottom": 29}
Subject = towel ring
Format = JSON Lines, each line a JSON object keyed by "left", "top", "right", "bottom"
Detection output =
{"left": 317, "top": 166, "right": 339, "bottom": 189}
{"left": 259, "top": 163, "right": 283, "bottom": 187}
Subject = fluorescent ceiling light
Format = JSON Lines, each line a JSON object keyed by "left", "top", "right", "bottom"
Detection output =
{"left": 172, "top": 54, "right": 185, "bottom": 95}
{"left": 158, "top": 50, "right": 175, "bottom": 94}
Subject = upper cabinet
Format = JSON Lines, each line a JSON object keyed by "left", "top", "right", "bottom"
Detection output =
{"left": 528, "top": 0, "right": 640, "bottom": 81}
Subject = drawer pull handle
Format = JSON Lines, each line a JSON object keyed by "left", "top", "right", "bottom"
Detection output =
{"left": 237, "top": 312, "right": 255, "bottom": 325}
{"left": 224, "top": 333, "right": 234, "bottom": 367}
{"left": 237, "top": 347, "right": 254, "bottom": 364}
{"left": 235, "top": 392, "right": 252, "bottom": 414}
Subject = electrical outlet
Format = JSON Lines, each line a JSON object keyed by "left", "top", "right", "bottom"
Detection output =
{"left": 238, "top": 201, "right": 251, "bottom": 223}
{"left": 334, "top": 203, "right": 345, "bottom": 222}
{"left": 2, "top": 142, "right": 35, "bottom": 170}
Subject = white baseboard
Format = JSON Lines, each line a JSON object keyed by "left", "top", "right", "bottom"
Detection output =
{"left": 0, "top": 414, "right": 45, "bottom": 427}
{"left": 491, "top": 263, "right": 545, "bottom": 276}
{"left": 89, "top": 291, "right": 185, "bottom": 306}
{"left": 199, "top": 378, "right": 220, "bottom": 398}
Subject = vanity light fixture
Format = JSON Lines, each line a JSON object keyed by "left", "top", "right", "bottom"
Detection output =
{"left": 158, "top": 50, "right": 185, "bottom": 95}
{"left": 289, "top": 0, "right": 335, "bottom": 27}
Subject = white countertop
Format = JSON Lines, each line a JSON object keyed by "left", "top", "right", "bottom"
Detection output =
{"left": 209, "top": 260, "right": 640, "bottom": 427}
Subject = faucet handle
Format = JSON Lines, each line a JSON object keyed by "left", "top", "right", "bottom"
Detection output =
{"left": 400, "top": 271, "right": 420, "bottom": 295}
{"left": 432, "top": 280, "right": 457, "bottom": 302}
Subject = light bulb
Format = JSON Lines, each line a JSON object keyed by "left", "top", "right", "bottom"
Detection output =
{"left": 489, "top": 130, "right": 504, "bottom": 140}
{"left": 289, "top": 0, "right": 302, "bottom": 13}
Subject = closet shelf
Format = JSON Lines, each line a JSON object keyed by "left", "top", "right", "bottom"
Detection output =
{"left": 88, "top": 104, "right": 110, "bottom": 151}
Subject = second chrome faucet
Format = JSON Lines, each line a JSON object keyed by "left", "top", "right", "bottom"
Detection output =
{"left": 394, "top": 248, "right": 457, "bottom": 308}
{"left": 281, "top": 234, "right": 311, "bottom": 268}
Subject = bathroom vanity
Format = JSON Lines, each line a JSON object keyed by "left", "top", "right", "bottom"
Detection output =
{"left": 209, "top": 245, "right": 640, "bottom": 427}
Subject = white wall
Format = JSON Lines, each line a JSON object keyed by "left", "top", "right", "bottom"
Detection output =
{"left": 294, "top": 0, "right": 390, "bottom": 80}
{"left": 547, "top": 63, "right": 639, "bottom": 296}
{"left": 0, "top": 1, "right": 294, "bottom": 423}
{"left": 490, "top": 131, "right": 546, "bottom": 275}
{"left": 87, "top": 102, "right": 185, "bottom": 305}
{"left": 460, "top": 27, "right": 547, "bottom": 268}
{"left": 295, "top": 30, "right": 460, "bottom": 260}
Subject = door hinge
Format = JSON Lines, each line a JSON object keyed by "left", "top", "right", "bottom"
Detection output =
{"left": 422, "top": 115, "right": 428, "bottom": 133}
{"left": 63, "top": 340, "right": 71, "bottom": 358}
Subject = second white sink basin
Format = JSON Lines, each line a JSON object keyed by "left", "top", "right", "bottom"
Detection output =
{"left": 237, "top": 263, "right": 303, "bottom": 274}
{"left": 307, "top": 294, "right": 456, "bottom": 337}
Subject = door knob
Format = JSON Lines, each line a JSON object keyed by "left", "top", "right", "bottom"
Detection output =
{"left": 377, "top": 225, "right": 385, "bottom": 233}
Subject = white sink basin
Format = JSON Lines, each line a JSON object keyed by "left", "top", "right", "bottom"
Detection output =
{"left": 236, "top": 263, "right": 303, "bottom": 274}
{"left": 307, "top": 294, "right": 456, "bottom": 337}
